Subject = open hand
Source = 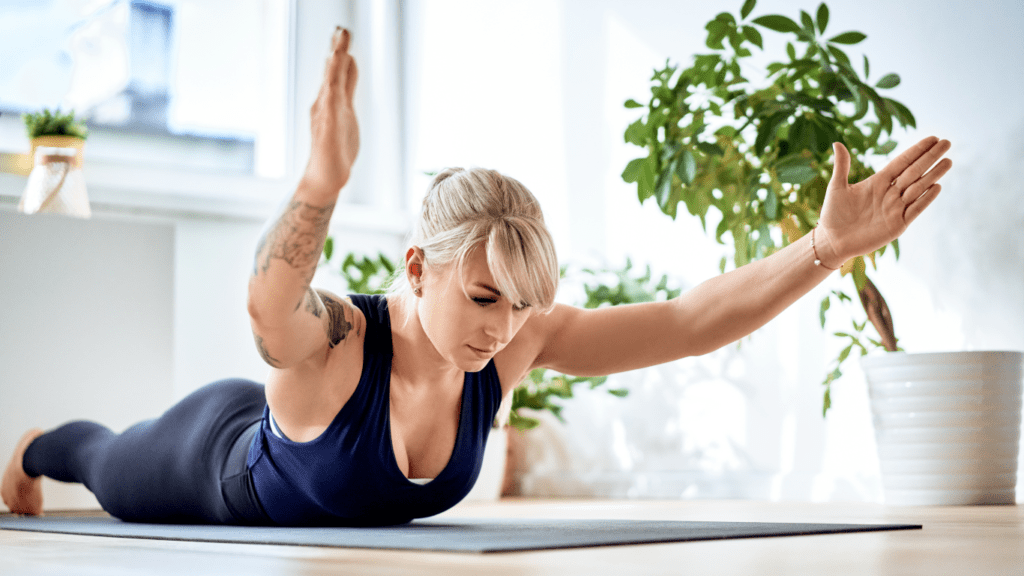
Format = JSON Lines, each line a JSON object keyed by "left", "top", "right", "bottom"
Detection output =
{"left": 302, "top": 27, "right": 360, "bottom": 195}
{"left": 816, "top": 136, "right": 953, "bottom": 267}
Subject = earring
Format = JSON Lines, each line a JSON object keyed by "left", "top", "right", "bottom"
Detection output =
{"left": 413, "top": 287, "right": 421, "bottom": 296}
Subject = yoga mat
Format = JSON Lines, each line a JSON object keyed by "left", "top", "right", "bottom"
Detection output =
{"left": 0, "top": 515, "right": 920, "bottom": 553}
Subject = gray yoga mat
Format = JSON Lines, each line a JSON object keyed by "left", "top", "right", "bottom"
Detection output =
{"left": 0, "top": 515, "right": 920, "bottom": 553}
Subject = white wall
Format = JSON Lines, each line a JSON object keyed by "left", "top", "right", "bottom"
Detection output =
{"left": 0, "top": 210, "right": 176, "bottom": 509}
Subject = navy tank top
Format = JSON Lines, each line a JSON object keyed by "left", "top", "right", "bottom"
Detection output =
{"left": 246, "top": 294, "right": 504, "bottom": 526}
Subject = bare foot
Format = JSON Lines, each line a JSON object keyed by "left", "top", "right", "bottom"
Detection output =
{"left": 2, "top": 428, "right": 45, "bottom": 515}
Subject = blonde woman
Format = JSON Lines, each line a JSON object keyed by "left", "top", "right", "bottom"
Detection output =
{"left": 3, "top": 28, "right": 952, "bottom": 526}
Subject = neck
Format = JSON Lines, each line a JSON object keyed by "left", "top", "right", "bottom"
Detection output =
{"left": 386, "top": 294, "right": 461, "bottom": 389}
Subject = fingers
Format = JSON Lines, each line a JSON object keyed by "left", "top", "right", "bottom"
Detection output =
{"left": 885, "top": 137, "right": 951, "bottom": 189}
{"left": 345, "top": 56, "right": 359, "bottom": 104}
{"left": 321, "top": 27, "right": 355, "bottom": 104}
{"left": 829, "top": 141, "right": 851, "bottom": 187}
{"left": 337, "top": 26, "right": 350, "bottom": 53}
{"left": 901, "top": 157, "right": 953, "bottom": 205}
{"left": 903, "top": 183, "right": 942, "bottom": 225}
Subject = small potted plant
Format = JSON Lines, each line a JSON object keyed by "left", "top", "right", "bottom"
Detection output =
{"left": 620, "top": 0, "right": 1021, "bottom": 504}
{"left": 19, "top": 108, "right": 91, "bottom": 217}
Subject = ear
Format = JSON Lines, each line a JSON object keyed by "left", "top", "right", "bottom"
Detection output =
{"left": 405, "top": 246, "right": 424, "bottom": 283}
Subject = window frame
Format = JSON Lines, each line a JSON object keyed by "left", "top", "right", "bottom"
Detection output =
{"left": 0, "top": 0, "right": 408, "bottom": 230}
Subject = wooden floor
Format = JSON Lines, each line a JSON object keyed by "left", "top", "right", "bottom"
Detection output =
{"left": 1, "top": 499, "right": 1021, "bottom": 576}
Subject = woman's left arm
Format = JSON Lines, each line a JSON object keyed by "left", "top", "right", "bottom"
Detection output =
{"left": 532, "top": 137, "right": 952, "bottom": 377}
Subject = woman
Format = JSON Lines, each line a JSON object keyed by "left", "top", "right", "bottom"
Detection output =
{"left": 3, "top": 28, "right": 952, "bottom": 526}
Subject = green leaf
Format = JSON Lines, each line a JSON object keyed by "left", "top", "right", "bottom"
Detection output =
{"left": 323, "top": 236, "right": 334, "bottom": 261}
{"left": 863, "top": 54, "right": 870, "bottom": 79}
{"left": 715, "top": 11, "right": 737, "bottom": 26}
{"left": 816, "top": 3, "right": 829, "bottom": 34}
{"left": 787, "top": 42, "right": 796, "bottom": 60}
{"left": 706, "top": 27, "right": 727, "bottom": 50}
{"left": 624, "top": 99, "right": 644, "bottom": 109}
{"left": 655, "top": 163, "right": 675, "bottom": 207}
{"left": 875, "top": 140, "right": 897, "bottom": 155}
{"left": 741, "top": 25, "right": 764, "bottom": 49}
{"left": 621, "top": 158, "right": 645, "bottom": 183}
{"left": 800, "top": 10, "right": 815, "bottom": 34}
{"left": 875, "top": 73, "right": 900, "bottom": 89}
{"left": 764, "top": 187, "right": 778, "bottom": 219}
{"left": 696, "top": 141, "right": 725, "bottom": 156}
{"left": 625, "top": 118, "right": 647, "bottom": 146}
{"left": 776, "top": 157, "right": 817, "bottom": 184}
{"left": 638, "top": 156, "right": 657, "bottom": 202}
{"left": 838, "top": 343, "right": 853, "bottom": 363}
{"left": 822, "top": 388, "right": 831, "bottom": 417}
{"left": 676, "top": 149, "right": 697, "bottom": 184}
{"left": 719, "top": 256, "right": 727, "bottom": 274}
{"left": 886, "top": 98, "right": 917, "bottom": 128}
{"left": 754, "top": 111, "right": 788, "bottom": 153}
{"left": 828, "top": 31, "right": 866, "bottom": 44}
{"left": 892, "top": 238, "right": 900, "bottom": 259}
{"left": 819, "top": 295, "right": 830, "bottom": 328}
{"left": 752, "top": 15, "right": 802, "bottom": 33}
{"left": 851, "top": 258, "right": 868, "bottom": 292}
{"left": 829, "top": 45, "right": 852, "bottom": 68}
{"left": 741, "top": 0, "right": 757, "bottom": 20}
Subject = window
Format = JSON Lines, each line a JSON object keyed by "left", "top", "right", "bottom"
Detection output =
{"left": 0, "top": 0, "right": 291, "bottom": 178}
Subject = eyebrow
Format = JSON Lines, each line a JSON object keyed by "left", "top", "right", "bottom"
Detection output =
{"left": 473, "top": 282, "right": 502, "bottom": 297}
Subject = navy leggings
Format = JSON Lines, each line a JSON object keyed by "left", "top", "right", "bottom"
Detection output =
{"left": 22, "top": 378, "right": 268, "bottom": 524}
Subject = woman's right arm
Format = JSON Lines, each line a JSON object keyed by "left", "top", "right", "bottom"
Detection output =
{"left": 247, "top": 27, "right": 361, "bottom": 368}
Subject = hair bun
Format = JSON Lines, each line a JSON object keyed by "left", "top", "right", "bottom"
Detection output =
{"left": 431, "top": 167, "right": 464, "bottom": 188}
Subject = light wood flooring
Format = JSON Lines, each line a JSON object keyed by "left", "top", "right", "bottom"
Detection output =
{"left": 2, "top": 499, "right": 1021, "bottom": 575}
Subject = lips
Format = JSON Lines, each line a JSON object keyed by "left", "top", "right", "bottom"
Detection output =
{"left": 468, "top": 345, "right": 498, "bottom": 357}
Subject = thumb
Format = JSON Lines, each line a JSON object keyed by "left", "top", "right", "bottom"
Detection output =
{"left": 829, "top": 141, "right": 851, "bottom": 188}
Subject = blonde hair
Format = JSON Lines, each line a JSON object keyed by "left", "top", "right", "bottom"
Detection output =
{"left": 390, "top": 167, "right": 559, "bottom": 313}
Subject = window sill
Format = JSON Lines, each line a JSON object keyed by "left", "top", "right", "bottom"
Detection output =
{"left": 0, "top": 160, "right": 411, "bottom": 234}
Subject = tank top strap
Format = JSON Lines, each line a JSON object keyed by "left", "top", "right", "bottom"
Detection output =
{"left": 347, "top": 294, "right": 393, "bottom": 356}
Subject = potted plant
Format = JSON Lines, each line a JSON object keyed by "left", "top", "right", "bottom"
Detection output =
{"left": 19, "top": 108, "right": 91, "bottom": 217}
{"left": 620, "top": 0, "right": 1021, "bottom": 504}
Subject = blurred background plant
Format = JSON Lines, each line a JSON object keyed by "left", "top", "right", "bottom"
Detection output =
{"left": 321, "top": 240, "right": 683, "bottom": 431}
{"left": 23, "top": 108, "right": 88, "bottom": 140}
{"left": 620, "top": 0, "right": 918, "bottom": 414}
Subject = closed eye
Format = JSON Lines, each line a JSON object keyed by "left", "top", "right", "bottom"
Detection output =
{"left": 473, "top": 297, "right": 530, "bottom": 312}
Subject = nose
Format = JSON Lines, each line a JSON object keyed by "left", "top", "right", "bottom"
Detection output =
{"left": 483, "top": 306, "right": 517, "bottom": 345}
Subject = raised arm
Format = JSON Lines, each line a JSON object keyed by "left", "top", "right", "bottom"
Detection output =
{"left": 247, "top": 27, "right": 361, "bottom": 368}
{"left": 532, "top": 137, "right": 953, "bottom": 376}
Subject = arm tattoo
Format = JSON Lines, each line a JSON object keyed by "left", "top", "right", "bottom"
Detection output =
{"left": 253, "top": 334, "right": 283, "bottom": 368}
{"left": 321, "top": 293, "right": 354, "bottom": 348}
{"left": 301, "top": 287, "right": 323, "bottom": 317}
{"left": 253, "top": 200, "right": 334, "bottom": 278}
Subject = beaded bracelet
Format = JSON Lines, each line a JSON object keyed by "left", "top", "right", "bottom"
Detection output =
{"left": 811, "top": 227, "right": 838, "bottom": 271}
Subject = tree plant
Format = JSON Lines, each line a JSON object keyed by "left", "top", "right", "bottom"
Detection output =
{"left": 620, "top": 0, "right": 916, "bottom": 415}
{"left": 23, "top": 108, "right": 88, "bottom": 140}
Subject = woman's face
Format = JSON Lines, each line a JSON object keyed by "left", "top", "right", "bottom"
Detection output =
{"left": 415, "top": 246, "right": 533, "bottom": 372}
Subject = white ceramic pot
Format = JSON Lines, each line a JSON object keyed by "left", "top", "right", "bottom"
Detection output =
{"left": 861, "top": 351, "right": 1023, "bottom": 505}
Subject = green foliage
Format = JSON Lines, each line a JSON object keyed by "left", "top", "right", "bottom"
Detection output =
{"left": 23, "top": 108, "right": 88, "bottom": 140}
{"left": 510, "top": 259, "right": 683, "bottom": 431}
{"left": 621, "top": 0, "right": 918, "bottom": 416}
{"left": 320, "top": 241, "right": 397, "bottom": 295}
